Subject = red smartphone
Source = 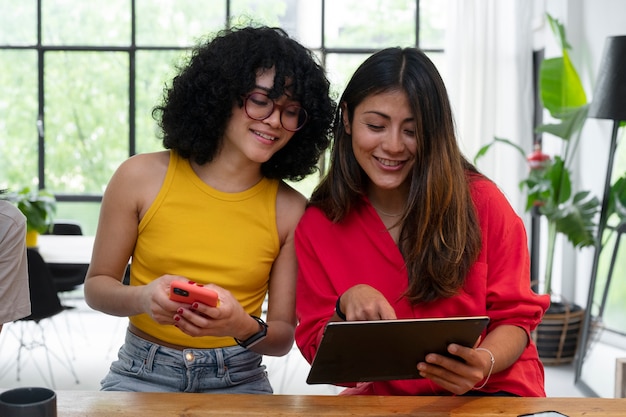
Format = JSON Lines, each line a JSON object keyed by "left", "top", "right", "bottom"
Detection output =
{"left": 169, "top": 281, "right": 219, "bottom": 307}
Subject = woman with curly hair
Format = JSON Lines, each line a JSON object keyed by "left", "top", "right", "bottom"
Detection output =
{"left": 84, "top": 25, "right": 335, "bottom": 394}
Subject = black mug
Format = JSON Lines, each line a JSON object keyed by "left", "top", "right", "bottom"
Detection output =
{"left": 0, "top": 387, "right": 57, "bottom": 417}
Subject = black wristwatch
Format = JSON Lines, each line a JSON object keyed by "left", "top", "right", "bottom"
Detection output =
{"left": 234, "top": 315, "right": 268, "bottom": 348}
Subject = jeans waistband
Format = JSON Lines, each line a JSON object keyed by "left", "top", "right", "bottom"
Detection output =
{"left": 128, "top": 323, "right": 197, "bottom": 351}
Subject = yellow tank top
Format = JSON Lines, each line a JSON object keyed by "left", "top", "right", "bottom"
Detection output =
{"left": 129, "top": 150, "right": 280, "bottom": 348}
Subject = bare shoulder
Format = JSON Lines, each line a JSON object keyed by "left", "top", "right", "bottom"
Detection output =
{"left": 103, "top": 151, "right": 170, "bottom": 215}
{"left": 277, "top": 181, "right": 307, "bottom": 214}
{"left": 276, "top": 181, "right": 307, "bottom": 240}
{"left": 107, "top": 151, "right": 168, "bottom": 191}
{"left": 114, "top": 151, "right": 169, "bottom": 179}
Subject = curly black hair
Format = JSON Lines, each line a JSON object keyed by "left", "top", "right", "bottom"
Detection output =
{"left": 152, "top": 25, "right": 336, "bottom": 181}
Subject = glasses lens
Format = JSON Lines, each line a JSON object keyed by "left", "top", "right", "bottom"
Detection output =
{"left": 245, "top": 93, "right": 274, "bottom": 120}
{"left": 244, "top": 92, "right": 308, "bottom": 132}
{"left": 281, "top": 105, "right": 307, "bottom": 132}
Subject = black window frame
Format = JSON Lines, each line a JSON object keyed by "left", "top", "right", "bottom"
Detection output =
{"left": 2, "top": 0, "right": 440, "bottom": 204}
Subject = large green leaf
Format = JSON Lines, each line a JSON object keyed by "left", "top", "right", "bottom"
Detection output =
{"left": 535, "top": 105, "right": 589, "bottom": 141}
{"left": 549, "top": 191, "right": 600, "bottom": 249}
{"left": 539, "top": 53, "right": 587, "bottom": 116}
{"left": 540, "top": 15, "right": 587, "bottom": 116}
{"left": 545, "top": 157, "right": 571, "bottom": 206}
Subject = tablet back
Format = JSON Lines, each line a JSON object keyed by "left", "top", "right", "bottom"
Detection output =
{"left": 306, "top": 316, "right": 489, "bottom": 384}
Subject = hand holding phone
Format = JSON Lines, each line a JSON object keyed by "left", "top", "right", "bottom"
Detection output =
{"left": 169, "top": 281, "right": 219, "bottom": 307}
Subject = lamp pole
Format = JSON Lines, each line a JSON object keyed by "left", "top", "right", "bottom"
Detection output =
{"left": 575, "top": 120, "right": 620, "bottom": 382}
{"left": 574, "top": 35, "right": 626, "bottom": 383}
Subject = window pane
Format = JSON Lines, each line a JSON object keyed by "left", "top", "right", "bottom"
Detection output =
{"left": 44, "top": 52, "right": 128, "bottom": 194}
{"left": 326, "top": 52, "right": 446, "bottom": 98}
{"left": 42, "top": 0, "right": 130, "bottom": 46}
{"left": 420, "top": 0, "right": 447, "bottom": 49}
{"left": 136, "top": 0, "right": 225, "bottom": 47}
{"left": 0, "top": 50, "right": 38, "bottom": 190}
{"left": 231, "top": 0, "right": 288, "bottom": 27}
{"left": 425, "top": 51, "right": 446, "bottom": 83}
{"left": 136, "top": 50, "right": 189, "bottom": 154}
{"left": 325, "top": 53, "right": 373, "bottom": 100}
{"left": 0, "top": 0, "right": 37, "bottom": 45}
{"left": 55, "top": 201, "right": 101, "bottom": 236}
{"left": 293, "top": 0, "right": 322, "bottom": 49}
{"left": 325, "top": 0, "right": 416, "bottom": 49}
{"left": 230, "top": 0, "right": 321, "bottom": 47}
{"left": 598, "top": 231, "right": 626, "bottom": 334}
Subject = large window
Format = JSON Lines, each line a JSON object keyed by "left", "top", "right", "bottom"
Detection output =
{"left": 0, "top": 0, "right": 447, "bottom": 234}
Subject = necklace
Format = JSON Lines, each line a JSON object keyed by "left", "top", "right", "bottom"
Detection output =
{"left": 372, "top": 205, "right": 402, "bottom": 217}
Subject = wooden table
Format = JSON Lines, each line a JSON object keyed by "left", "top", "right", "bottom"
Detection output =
{"left": 53, "top": 391, "right": 625, "bottom": 416}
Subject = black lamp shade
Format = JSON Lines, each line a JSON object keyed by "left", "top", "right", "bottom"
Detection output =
{"left": 589, "top": 35, "right": 626, "bottom": 121}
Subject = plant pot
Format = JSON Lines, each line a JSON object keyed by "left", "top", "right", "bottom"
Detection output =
{"left": 532, "top": 301, "right": 585, "bottom": 365}
{"left": 26, "top": 230, "right": 39, "bottom": 247}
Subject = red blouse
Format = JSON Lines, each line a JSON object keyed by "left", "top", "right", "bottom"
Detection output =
{"left": 294, "top": 176, "right": 550, "bottom": 396}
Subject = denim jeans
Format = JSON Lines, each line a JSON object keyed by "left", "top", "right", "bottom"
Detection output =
{"left": 101, "top": 329, "right": 273, "bottom": 394}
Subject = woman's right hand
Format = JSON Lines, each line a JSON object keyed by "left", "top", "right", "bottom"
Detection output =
{"left": 339, "top": 284, "right": 397, "bottom": 321}
{"left": 140, "top": 275, "right": 187, "bottom": 325}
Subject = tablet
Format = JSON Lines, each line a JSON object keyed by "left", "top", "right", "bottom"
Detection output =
{"left": 306, "top": 315, "right": 489, "bottom": 384}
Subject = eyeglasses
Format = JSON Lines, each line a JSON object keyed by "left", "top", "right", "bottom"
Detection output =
{"left": 243, "top": 92, "right": 308, "bottom": 132}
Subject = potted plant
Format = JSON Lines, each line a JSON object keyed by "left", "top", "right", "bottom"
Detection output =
{"left": 0, "top": 186, "right": 57, "bottom": 247}
{"left": 474, "top": 14, "right": 600, "bottom": 364}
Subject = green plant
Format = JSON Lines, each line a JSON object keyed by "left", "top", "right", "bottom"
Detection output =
{"left": 0, "top": 186, "right": 57, "bottom": 234}
{"left": 474, "top": 14, "right": 600, "bottom": 296}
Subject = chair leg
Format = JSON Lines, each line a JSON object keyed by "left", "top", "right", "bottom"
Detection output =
{"left": 15, "top": 321, "right": 57, "bottom": 388}
{"left": 3, "top": 318, "right": 79, "bottom": 389}
{"left": 58, "top": 290, "right": 89, "bottom": 360}
{"left": 44, "top": 318, "right": 80, "bottom": 385}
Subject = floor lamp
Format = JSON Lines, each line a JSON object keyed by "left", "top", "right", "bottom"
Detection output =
{"left": 575, "top": 35, "right": 626, "bottom": 383}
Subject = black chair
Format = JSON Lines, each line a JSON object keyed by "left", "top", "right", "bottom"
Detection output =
{"left": 52, "top": 221, "right": 82, "bottom": 235}
{"left": 0, "top": 248, "right": 80, "bottom": 388}
{"left": 46, "top": 220, "right": 89, "bottom": 293}
{"left": 44, "top": 220, "right": 83, "bottom": 236}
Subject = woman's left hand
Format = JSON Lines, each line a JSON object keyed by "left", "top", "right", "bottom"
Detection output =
{"left": 416, "top": 343, "right": 492, "bottom": 395}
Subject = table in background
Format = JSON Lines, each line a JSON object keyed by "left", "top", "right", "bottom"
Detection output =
{"left": 36, "top": 234, "right": 95, "bottom": 265}
{"left": 53, "top": 391, "right": 626, "bottom": 416}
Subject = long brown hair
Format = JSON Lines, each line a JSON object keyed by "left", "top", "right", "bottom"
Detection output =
{"left": 310, "top": 47, "right": 482, "bottom": 303}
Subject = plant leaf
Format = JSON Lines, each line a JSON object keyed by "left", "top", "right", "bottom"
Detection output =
{"left": 608, "top": 175, "right": 626, "bottom": 225}
{"left": 545, "top": 156, "right": 571, "bottom": 206}
{"left": 546, "top": 13, "right": 571, "bottom": 51}
{"left": 535, "top": 105, "right": 589, "bottom": 141}
{"left": 550, "top": 191, "right": 600, "bottom": 248}
{"left": 473, "top": 136, "right": 527, "bottom": 165}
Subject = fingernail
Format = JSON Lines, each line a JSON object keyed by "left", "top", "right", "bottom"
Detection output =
{"left": 192, "top": 303, "right": 199, "bottom": 310}
{"left": 177, "top": 308, "right": 184, "bottom": 315}
{"left": 174, "top": 315, "right": 180, "bottom": 322}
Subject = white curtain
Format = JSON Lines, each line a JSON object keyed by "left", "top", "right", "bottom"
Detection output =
{"left": 444, "top": 0, "right": 536, "bottom": 216}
